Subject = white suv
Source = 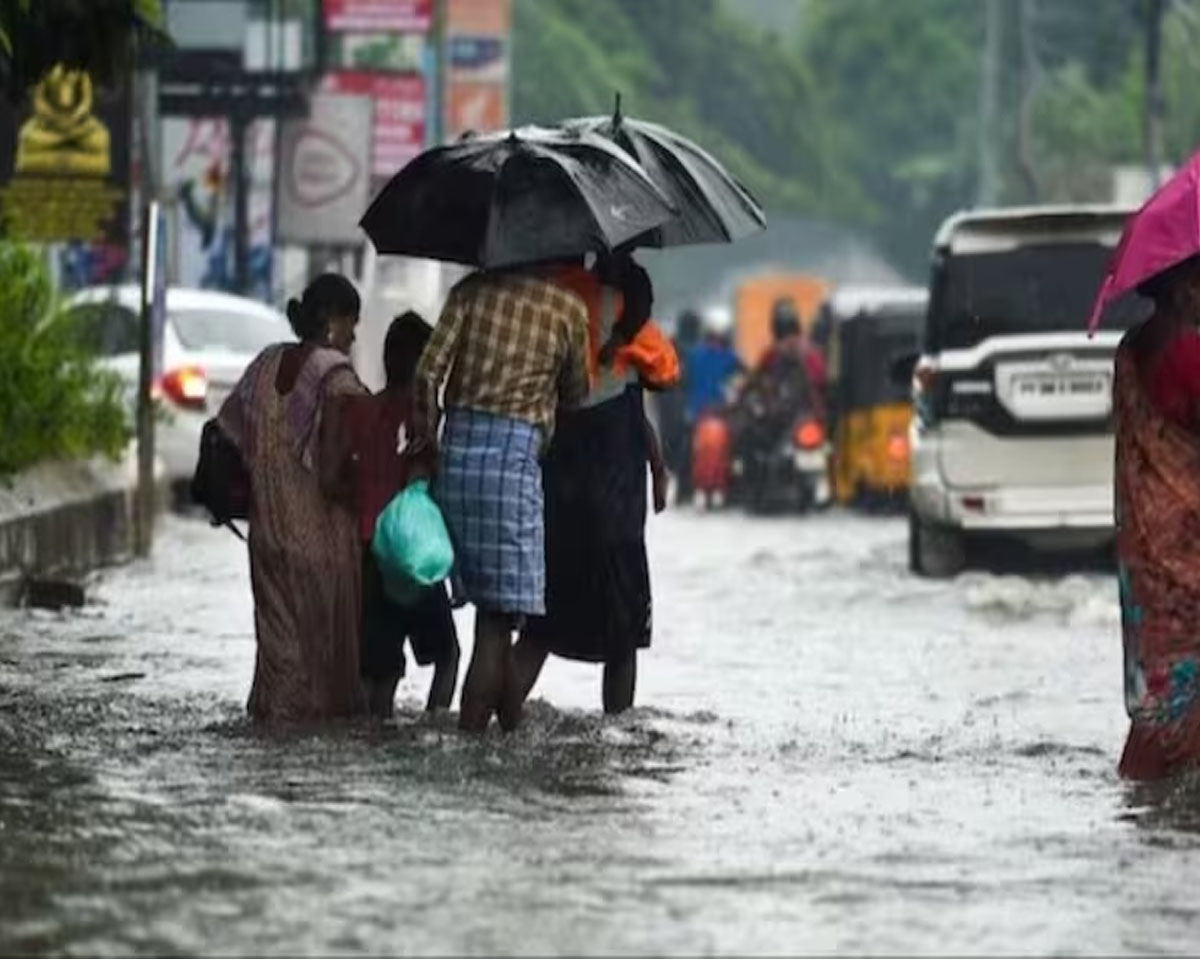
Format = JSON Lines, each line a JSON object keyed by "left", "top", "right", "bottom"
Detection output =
{"left": 907, "top": 205, "right": 1145, "bottom": 577}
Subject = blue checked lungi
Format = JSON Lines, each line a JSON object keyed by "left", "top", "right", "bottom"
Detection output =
{"left": 435, "top": 408, "right": 546, "bottom": 616}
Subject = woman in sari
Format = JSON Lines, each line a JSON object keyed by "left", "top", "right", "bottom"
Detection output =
{"left": 1114, "top": 255, "right": 1200, "bottom": 779}
{"left": 218, "top": 274, "right": 369, "bottom": 724}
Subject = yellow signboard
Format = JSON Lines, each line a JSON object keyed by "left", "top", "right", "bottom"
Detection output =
{"left": 0, "top": 65, "right": 130, "bottom": 245}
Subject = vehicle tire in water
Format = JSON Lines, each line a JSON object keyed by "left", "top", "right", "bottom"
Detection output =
{"left": 908, "top": 510, "right": 966, "bottom": 579}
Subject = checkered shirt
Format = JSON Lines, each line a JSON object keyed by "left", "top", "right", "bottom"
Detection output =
{"left": 413, "top": 270, "right": 591, "bottom": 444}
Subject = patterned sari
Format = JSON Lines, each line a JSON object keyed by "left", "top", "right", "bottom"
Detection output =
{"left": 1114, "top": 321, "right": 1200, "bottom": 779}
{"left": 219, "top": 345, "right": 369, "bottom": 724}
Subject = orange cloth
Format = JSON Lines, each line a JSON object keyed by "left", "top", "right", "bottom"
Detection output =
{"left": 551, "top": 266, "right": 679, "bottom": 389}
{"left": 614, "top": 321, "right": 681, "bottom": 389}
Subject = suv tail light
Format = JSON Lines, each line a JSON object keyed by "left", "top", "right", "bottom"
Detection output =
{"left": 157, "top": 366, "right": 208, "bottom": 412}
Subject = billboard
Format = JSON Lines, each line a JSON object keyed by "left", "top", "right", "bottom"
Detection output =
{"left": 324, "top": 0, "right": 432, "bottom": 33}
{"left": 333, "top": 32, "right": 426, "bottom": 72}
{"left": 447, "top": 82, "right": 505, "bottom": 139}
{"left": 162, "top": 118, "right": 276, "bottom": 300}
{"left": 448, "top": 35, "right": 508, "bottom": 83}
{"left": 0, "top": 66, "right": 131, "bottom": 246}
{"left": 445, "top": 0, "right": 510, "bottom": 140}
{"left": 276, "top": 93, "right": 373, "bottom": 246}
{"left": 447, "top": 0, "right": 510, "bottom": 34}
{"left": 323, "top": 72, "right": 426, "bottom": 184}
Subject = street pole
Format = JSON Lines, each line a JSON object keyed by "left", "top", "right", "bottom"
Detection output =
{"left": 1016, "top": 0, "right": 1040, "bottom": 202}
{"left": 231, "top": 105, "right": 250, "bottom": 294}
{"left": 1143, "top": 0, "right": 1166, "bottom": 191}
{"left": 976, "top": 0, "right": 1003, "bottom": 207}
{"left": 134, "top": 66, "right": 162, "bottom": 558}
{"left": 431, "top": 0, "right": 448, "bottom": 146}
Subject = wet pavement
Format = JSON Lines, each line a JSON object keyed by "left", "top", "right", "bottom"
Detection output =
{"left": 0, "top": 510, "right": 1196, "bottom": 956}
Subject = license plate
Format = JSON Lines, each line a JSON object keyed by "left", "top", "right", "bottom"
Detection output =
{"left": 793, "top": 450, "right": 826, "bottom": 472}
{"left": 1015, "top": 374, "right": 1107, "bottom": 398}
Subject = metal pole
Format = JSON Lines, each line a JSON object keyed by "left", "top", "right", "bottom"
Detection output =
{"left": 135, "top": 200, "right": 158, "bottom": 558}
{"left": 232, "top": 105, "right": 250, "bottom": 294}
{"left": 976, "top": 0, "right": 1003, "bottom": 207}
{"left": 134, "top": 66, "right": 162, "bottom": 558}
{"left": 1016, "top": 0, "right": 1040, "bottom": 202}
{"left": 1143, "top": 0, "right": 1166, "bottom": 190}
{"left": 431, "top": 0, "right": 448, "bottom": 145}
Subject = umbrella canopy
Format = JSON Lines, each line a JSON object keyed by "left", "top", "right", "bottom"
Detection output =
{"left": 1087, "top": 150, "right": 1200, "bottom": 333}
{"left": 360, "top": 126, "right": 676, "bottom": 269}
{"left": 563, "top": 110, "right": 765, "bottom": 248}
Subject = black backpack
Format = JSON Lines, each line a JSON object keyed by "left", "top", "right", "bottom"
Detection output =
{"left": 191, "top": 418, "right": 250, "bottom": 538}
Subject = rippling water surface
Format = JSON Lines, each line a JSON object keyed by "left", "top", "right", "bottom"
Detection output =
{"left": 0, "top": 512, "right": 1195, "bottom": 956}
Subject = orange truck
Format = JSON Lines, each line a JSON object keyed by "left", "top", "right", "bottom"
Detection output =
{"left": 732, "top": 273, "right": 831, "bottom": 369}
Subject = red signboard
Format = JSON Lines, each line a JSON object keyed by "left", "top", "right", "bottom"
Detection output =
{"left": 323, "top": 72, "right": 426, "bottom": 181}
{"left": 324, "top": 0, "right": 432, "bottom": 33}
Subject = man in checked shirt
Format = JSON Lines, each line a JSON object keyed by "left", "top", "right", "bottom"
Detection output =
{"left": 412, "top": 263, "right": 590, "bottom": 733}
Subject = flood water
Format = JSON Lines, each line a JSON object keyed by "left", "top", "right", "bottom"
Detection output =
{"left": 1, "top": 511, "right": 1197, "bottom": 956}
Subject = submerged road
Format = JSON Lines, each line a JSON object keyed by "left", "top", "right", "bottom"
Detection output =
{"left": 0, "top": 510, "right": 1193, "bottom": 956}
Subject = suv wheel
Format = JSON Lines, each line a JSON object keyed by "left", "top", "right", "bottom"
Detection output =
{"left": 908, "top": 510, "right": 966, "bottom": 578}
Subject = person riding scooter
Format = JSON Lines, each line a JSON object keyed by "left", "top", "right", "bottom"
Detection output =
{"left": 728, "top": 298, "right": 828, "bottom": 510}
{"left": 755, "top": 298, "right": 828, "bottom": 407}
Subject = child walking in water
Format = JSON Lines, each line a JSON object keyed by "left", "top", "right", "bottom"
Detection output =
{"left": 330, "top": 312, "right": 460, "bottom": 717}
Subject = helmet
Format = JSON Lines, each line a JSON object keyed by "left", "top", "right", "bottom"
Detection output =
{"left": 675, "top": 309, "right": 702, "bottom": 344}
{"left": 771, "top": 298, "right": 801, "bottom": 341}
{"left": 703, "top": 303, "right": 733, "bottom": 336}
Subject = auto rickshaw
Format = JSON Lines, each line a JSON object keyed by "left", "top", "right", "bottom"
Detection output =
{"left": 825, "top": 285, "right": 928, "bottom": 509}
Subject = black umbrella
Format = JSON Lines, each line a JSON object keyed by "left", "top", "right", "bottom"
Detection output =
{"left": 360, "top": 126, "right": 676, "bottom": 269}
{"left": 564, "top": 103, "right": 766, "bottom": 248}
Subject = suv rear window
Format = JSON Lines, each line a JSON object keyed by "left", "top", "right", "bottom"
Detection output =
{"left": 927, "top": 241, "right": 1147, "bottom": 351}
{"left": 172, "top": 308, "right": 291, "bottom": 353}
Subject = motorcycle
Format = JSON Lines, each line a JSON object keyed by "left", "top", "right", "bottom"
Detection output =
{"left": 731, "top": 412, "right": 832, "bottom": 514}
{"left": 723, "top": 349, "right": 831, "bottom": 516}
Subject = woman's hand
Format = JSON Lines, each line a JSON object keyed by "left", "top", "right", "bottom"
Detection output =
{"left": 652, "top": 468, "right": 669, "bottom": 515}
{"left": 408, "top": 437, "right": 438, "bottom": 483}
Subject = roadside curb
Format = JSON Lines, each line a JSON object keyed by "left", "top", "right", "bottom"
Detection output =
{"left": 0, "top": 449, "right": 169, "bottom": 607}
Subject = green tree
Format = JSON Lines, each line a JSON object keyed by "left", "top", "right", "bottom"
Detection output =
{"left": 800, "top": 0, "right": 981, "bottom": 274}
{"left": 0, "top": 245, "right": 128, "bottom": 475}
{"left": 513, "top": 0, "right": 1200, "bottom": 279}
{"left": 0, "top": 0, "right": 167, "bottom": 103}
{"left": 512, "top": 0, "right": 865, "bottom": 222}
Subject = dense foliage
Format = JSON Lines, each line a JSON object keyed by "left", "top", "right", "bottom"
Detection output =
{"left": 0, "top": 245, "right": 129, "bottom": 475}
{"left": 0, "top": 0, "right": 166, "bottom": 102}
{"left": 513, "top": 0, "right": 1200, "bottom": 275}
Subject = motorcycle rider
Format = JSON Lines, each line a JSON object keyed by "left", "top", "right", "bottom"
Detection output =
{"left": 756, "top": 297, "right": 827, "bottom": 406}
{"left": 730, "top": 298, "right": 824, "bottom": 504}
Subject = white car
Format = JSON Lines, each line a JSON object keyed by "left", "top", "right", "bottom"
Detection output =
{"left": 63, "top": 286, "right": 293, "bottom": 488}
{"left": 907, "top": 204, "right": 1145, "bottom": 577}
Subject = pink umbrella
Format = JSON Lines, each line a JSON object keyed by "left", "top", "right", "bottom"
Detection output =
{"left": 1087, "top": 149, "right": 1200, "bottom": 333}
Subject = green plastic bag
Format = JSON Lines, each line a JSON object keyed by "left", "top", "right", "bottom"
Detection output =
{"left": 371, "top": 480, "right": 455, "bottom": 606}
